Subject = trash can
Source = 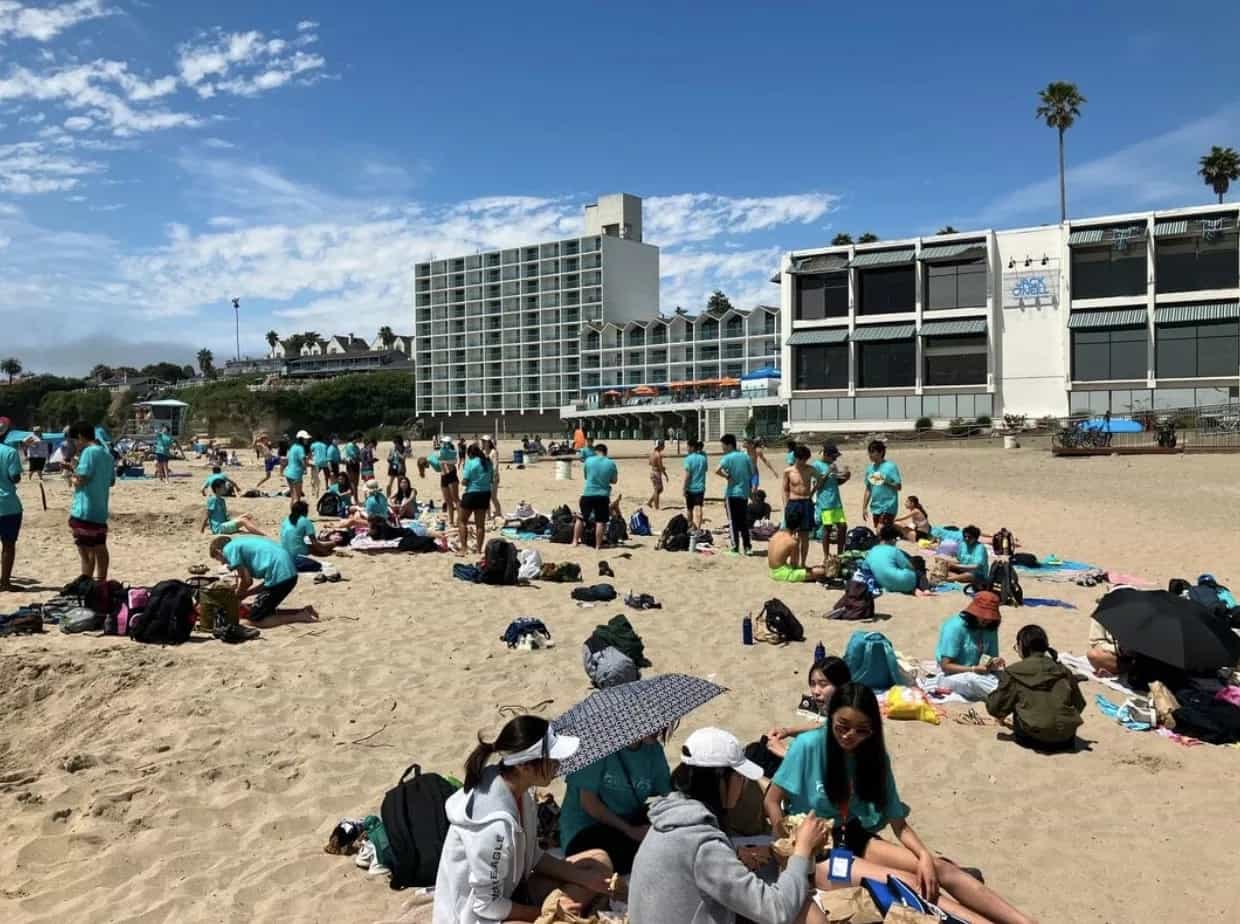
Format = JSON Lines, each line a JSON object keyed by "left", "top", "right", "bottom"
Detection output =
{"left": 513, "top": 449, "right": 525, "bottom": 465}
{"left": 555, "top": 459, "right": 573, "bottom": 480}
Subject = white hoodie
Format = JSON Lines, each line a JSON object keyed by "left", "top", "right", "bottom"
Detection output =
{"left": 433, "top": 766, "right": 543, "bottom": 923}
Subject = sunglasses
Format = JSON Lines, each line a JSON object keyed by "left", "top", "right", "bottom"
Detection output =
{"left": 832, "top": 720, "right": 873, "bottom": 741}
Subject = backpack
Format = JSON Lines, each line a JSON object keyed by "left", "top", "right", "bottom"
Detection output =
{"left": 452, "top": 563, "right": 481, "bottom": 583}
{"left": 538, "top": 562, "right": 582, "bottom": 583}
{"left": 128, "top": 579, "right": 196, "bottom": 644}
{"left": 822, "top": 555, "right": 843, "bottom": 580}
{"left": 379, "top": 763, "right": 459, "bottom": 890}
{"left": 582, "top": 645, "right": 639, "bottom": 689}
{"left": 759, "top": 598, "right": 805, "bottom": 643}
{"left": 398, "top": 533, "right": 439, "bottom": 553}
{"left": 843, "top": 631, "right": 903, "bottom": 689}
{"left": 519, "top": 514, "right": 551, "bottom": 535}
{"left": 987, "top": 560, "right": 1024, "bottom": 606}
{"left": 828, "top": 582, "right": 876, "bottom": 621}
{"left": 60, "top": 607, "right": 102, "bottom": 634}
{"left": 572, "top": 583, "right": 617, "bottom": 603}
{"left": 1011, "top": 552, "right": 1039, "bottom": 568}
{"left": 480, "top": 539, "right": 519, "bottom": 585}
{"left": 317, "top": 492, "right": 346, "bottom": 518}
{"left": 629, "top": 509, "right": 653, "bottom": 536}
{"left": 845, "top": 526, "right": 877, "bottom": 552}
{"left": 657, "top": 514, "right": 690, "bottom": 551}
{"left": 501, "top": 617, "right": 551, "bottom": 647}
{"left": 549, "top": 507, "right": 575, "bottom": 544}
{"left": 992, "top": 528, "right": 1016, "bottom": 557}
{"left": 605, "top": 515, "right": 628, "bottom": 546}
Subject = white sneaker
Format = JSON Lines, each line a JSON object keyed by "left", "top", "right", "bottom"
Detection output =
{"left": 517, "top": 633, "right": 535, "bottom": 651}
{"left": 368, "top": 853, "right": 391, "bottom": 877}
{"left": 355, "top": 840, "right": 375, "bottom": 868}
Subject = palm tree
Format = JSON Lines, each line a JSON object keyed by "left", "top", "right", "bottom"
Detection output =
{"left": 301, "top": 330, "right": 322, "bottom": 354}
{"left": 830, "top": 233, "right": 853, "bottom": 246}
{"left": 196, "top": 348, "right": 214, "bottom": 378}
{"left": 857, "top": 232, "right": 880, "bottom": 243}
{"left": 266, "top": 330, "right": 279, "bottom": 355}
{"left": 0, "top": 357, "right": 21, "bottom": 382}
{"left": 937, "top": 225, "right": 959, "bottom": 235}
{"left": 1036, "top": 81, "right": 1086, "bottom": 222}
{"left": 1198, "top": 146, "right": 1240, "bottom": 204}
{"left": 378, "top": 325, "right": 396, "bottom": 350}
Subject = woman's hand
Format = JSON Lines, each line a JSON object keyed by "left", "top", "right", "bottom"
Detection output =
{"left": 793, "top": 811, "right": 831, "bottom": 856}
{"left": 916, "top": 853, "right": 940, "bottom": 903}
{"left": 576, "top": 869, "right": 615, "bottom": 896}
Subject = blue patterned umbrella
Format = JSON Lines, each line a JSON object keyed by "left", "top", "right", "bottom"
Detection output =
{"left": 552, "top": 673, "right": 727, "bottom": 776}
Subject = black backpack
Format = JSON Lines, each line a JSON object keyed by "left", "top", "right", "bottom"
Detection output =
{"left": 992, "top": 528, "right": 1016, "bottom": 557}
{"left": 129, "top": 579, "right": 196, "bottom": 644}
{"left": 845, "top": 526, "right": 877, "bottom": 552}
{"left": 605, "top": 515, "right": 628, "bottom": 545}
{"left": 549, "top": 506, "right": 575, "bottom": 544}
{"left": 317, "top": 492, "right": 346, "bottom": 518}
{"left": 480, "top": 538, "right": 519, "bottom": 585}
{"left": 828, "top": 582, "right": 876, "bottom": 621}
{"left": 379, "top": 763, "right": 459, "bottom": 890}
{"left": 657, "top": 514, "right": 690, "bottom": 551}
{"left": 519, "top": 514, "right": 551, "bottom": 534}
{"left": 986, "top": 560, "right": 1024, "bottom": 606}
{"left": 760, "top": 598, "right": 805, "bottom": 643}
{"left": 572, "top": 583, "right": 617, "bottom": 602}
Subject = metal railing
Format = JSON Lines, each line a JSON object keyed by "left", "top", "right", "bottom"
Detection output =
{"left": 1050, "top": 402, "right": 1240, "bottom": 452}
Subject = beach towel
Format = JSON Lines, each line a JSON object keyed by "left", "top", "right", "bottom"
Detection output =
{"left": 1022, "top": 597, "right": 1077, "bottom": 609}
{"left": 1057, "top": 653, "right": 1138, "bottom": 697}
{"left": 1095, "top": 694, "right": 1153, "bottom": 731}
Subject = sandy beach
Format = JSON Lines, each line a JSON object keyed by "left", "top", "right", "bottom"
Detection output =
{"left": 1, "top": 442, "right": 1239, "bottom": 923}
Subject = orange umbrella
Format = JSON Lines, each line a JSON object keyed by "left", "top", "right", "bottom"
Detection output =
{"left": 603, "top": 390, "right": 622, "bottom": 396}
{"left": 631, "top": 385, "right": 658, "bottom": 396}
{"left": 719, "top": 377, "right": 740, "bottom": 386}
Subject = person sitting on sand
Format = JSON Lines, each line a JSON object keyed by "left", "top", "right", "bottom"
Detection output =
{"left": 947, "top": 525, "right": 989, "bottom": 581}
{"left": 280, "top": 500, "right": 336, "bottom": 572}
{"left": 389, "top": 475, "right": 418, "bottom": 519}
{"left": 1086, "top": 618, "right": 1122, "bottom": 677}
{"left": 433, "top": 715, "right": 613, "bottom": 923}
{"left": 746, "top": 488, "right": 772, "bottom": 525}
{"left": 765, "top": 656, "right": 853, "bottom": 760}
{"left": 629, "top": 727, "right": 830, "bottom": 924}
{"left": 209, "top": 535, "right": 316, "bottom": 625}
{"left": 934, "top": 591, "right": 1006, "bottom": 699}
{"left": 782, "top": 444, "right": 821, "bottom": 568}
{"left": 201, "top": 479, "right": 264, "bottom": 537}
{"left": 865, "top": 526, "right": 933, "bottom": 596}
{"left": 764, "top": 683, "right": 1037, "bottom": 924}
{"left": 768, "top": 506, "right": 828, "bottom": 583}
{"left": 327, "top": 472, "right": 355, "bottom": 508}
{"left": 986, "top": 624, "right": 1084, "bottom": 752}
{"left": 894, "top": 495, "right": 932, "bottom": 542}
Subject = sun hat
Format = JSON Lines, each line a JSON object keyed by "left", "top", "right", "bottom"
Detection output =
{"left": 499, "top": 728, "right": 580, "bottom": 767}
{"left": 681, "top": 727, "right": 763, "bottom": 780}
{"left": 296, "top": 429, "right": 311, "bottom": 439}
{"left": 963, "top": 590, "right": 1002, "bottom": 624}
{"left": 365, "top": 479, "right": 381, "bottom": 493}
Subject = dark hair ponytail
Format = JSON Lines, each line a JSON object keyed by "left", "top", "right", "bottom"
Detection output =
{"left": 671, "top": 760, "right": 729, "bottom": 824}
{"left": 825, "top": 683, "right": 888, "bottom": 811}
{"left": 1016, "top": 624, "right": 1056, "bottom": 661}
{"left": 462, "top": 715, "right": 550, "bottom": 791}
{"left": 289, "top": 500, "right": 309, "bottom": 523}
{"left": 908, "top": 495, "right": 927, "bottom": 520}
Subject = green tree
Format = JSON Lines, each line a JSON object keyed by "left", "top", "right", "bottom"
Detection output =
{"left": 0, "top": 357, "right": 22, "bottom": 382}
{"left": 378, "top": 325, "right": 396, "bottom": 350}
{"left": 937, "top": 225, "right": 959, "bottom": 235}
{"left": 1036, "top": 81, "right": 1086, "bottom": 222}
{"left": 1198, "top": 146, "right": 1240, "bottom": 204}
{"left": 705, "top": 290, "right": 733, "bottom": 314}
{"left": 283, "top": 334, "right": 307, "bottom": 356}
{"left": 197, "top": 348, "right": 215, "bottom": 378}
{"left": 139, "top": 361, "right": 192, "bottom": 383}
{"left": 266, "top": 329, "right": 280, "bottom": 353}
{"left": 857, "top": 232, "right": 880, "bottom": 243}
{"left": 38, "top": 388, "right": 110, "bottom": 428}
{"left": 830, "top": 233, "right": 853, "bottom": 246}
{"left": 89, "top": 364, "right": 114, "bottom": 382}
{"left": 0, "top": 375, "right": 87, "bottom": 428}
{"left": 301, "top": 331, "right": 323, "bottom": 352}
{"left": 181, "top": 365, "right": 195, "bottom": 380}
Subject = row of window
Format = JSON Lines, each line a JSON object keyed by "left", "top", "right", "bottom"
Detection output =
{"left": 1071, "top": 321, "right": 1240, "bottom": 381}
{"left": 793, "top": 334, "right": 989, "bottom": 391}
{"left": 790, "top": 392, "right": 995, "bottom": 423}
{"left": 795, "top": 259, "right": 987, "bottom": 320}
{"left": 1071, "top": 235, "right": 1238, "bottom": 300}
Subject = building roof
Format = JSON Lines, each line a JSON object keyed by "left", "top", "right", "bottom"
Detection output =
{"left": 1067, "top": 309, "right": 1147, "bottom": 329}
{"left": 920, "top": 318, "right": 988, "bottom": 337}
{"left": 848, "top": 248, "right": 915, "bottom": 268}
{"left": 789, "top": 253, "right": 849, "bottom": 274}
{"left": 919, "top": 241, "right": 986, "bottom": 261}
{"left": 786, "top": 328, "right": 849, "bottom": 346}
{"left": 1153, "top": 301, "right": 1239, "bottom": 324}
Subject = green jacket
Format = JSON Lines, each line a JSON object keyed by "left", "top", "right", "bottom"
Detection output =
{"left": 986, "top": 654, "right": 1085, "bottom": 745}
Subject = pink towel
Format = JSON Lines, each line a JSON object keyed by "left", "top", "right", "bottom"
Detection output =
{"left": 1105, "top": 571, "right": 1153, "bottom": 587}
{"left": 1215, "top": 686, "right": 1240, "bottom": 708}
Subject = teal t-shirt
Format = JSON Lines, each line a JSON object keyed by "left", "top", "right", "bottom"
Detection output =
{"left": 427, "top": 451, "right": 441, "bottom": 473}
{"left": 280, "top": 516, "right": 316, "bottom": 559}
{"left": 682, "top": 452, "right": 708, "bottom": 494}
{"left": 206, "top": 494, "right": 230, "bottom": 533}
{"left": 865, "top": 542, "right": 912, "bottom": 575}
{"left": 955, "top": 540, "right": 989, "bottom": 574}
{"left": 578, "top": 447, "right": 595, "bottom": 462}
{"left": 582, "top": 454, "right": 618, "bottom": 498}
{"left": 864, "top": 460, "right": 901, "bottom": 515}
{"left": 718, "top": 450, "right": 754, "bottom": 499}
{"left": 327, "top": 442, "right": 342, "bottom": 464}
{"left": 71, "top": 444, "right": 113, "bottom": 524}
{"left": 0, "top": 444, "right": 22, "bottom": 517}
{"left": 203, "top": 472, "right": 229, "bottom": 492}
{"left": 364, "top": 492, "right": 390, "bottom": 519}
{"left": 311, "top": 441, "right": 329, "bottom": 468}
{"left": 222, "top": 536, "right": 297, "bottom": 584}
{"left": 461, "top": 456, "right": 493, "bottom": 494}
{"left": 558, "top": 743, "right": 673, "bottom": 849}
{"left": 345, "top": 442, "right": 360, "bottom": 462}
{"left": 438, "top": 443, "right": 458, "bottom": 465}
{"left": 285, "top": 443, "right": 306, "bottom": 480}
{"left": 772, "top": 727, "right": 909, "bottom": 832}
{"left": 154, "top": 432, "right": 174, "bottom": 456}
{"left": 935, "top": 614, "right": 1000, "bottom": 667}
{"left": 812, "top": 460, "right": 842, "bottom": 512}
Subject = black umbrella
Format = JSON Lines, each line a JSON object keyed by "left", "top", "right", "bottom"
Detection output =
{"left": 552, "top": 674, "right": 727, "bottom": 776}
{"left": 1092, "top": 588, "right": 1240, "bottom": 672}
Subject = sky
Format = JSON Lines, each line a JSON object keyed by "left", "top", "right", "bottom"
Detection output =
{"left": 1, "top": 0, "right": 1239, "bottom": 376}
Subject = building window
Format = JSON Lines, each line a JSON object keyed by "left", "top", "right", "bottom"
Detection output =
{"left": 856, "top": 340, "right": 915, "bottom": 388}
{"left": 1071, "top": 327, "right": 1147, "bottom": 381}
{"left": 1155, "top": 235, "right": 1239, "bottom": 293}
{"left": 923, "top": 334, "right": 988, "bottom": 386}
{"left": 793, "top": 344, "right": 848, "bottom": 390}
{"left": 1070, "top": 245, "right": 1145, "bottom": 299}
{"left": 925, "top": 260, "right": 987, "bottom": 310}
{"left": 795, "top": 272, "right": 848, "bottom": 320}
{"left": 1156, "top": 321, "right": 1240, "bottom": 378}
{"left": 857, "top": 267, "right": 914, "bottom": 315}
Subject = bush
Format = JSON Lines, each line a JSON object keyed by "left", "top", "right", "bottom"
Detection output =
{"left": 1003, "top": 413, "right": 1027, "bottom": 431}
{"left": 914, "top": 416, "right": 933, "bottom": 432}
{"left": 1, "top": 375, "right": 89, "bottom": 428}
{"left": 1037, "top": 415, "right": 1061, "bottom": 433}
{"left": 975, "top": 415, "right": 992, "bottom": 428}
{"left": 38, "top": 388, "right": 111, "bottom": 429}
{"left": 948, "top": 417, "right": 969, "bottom": 437}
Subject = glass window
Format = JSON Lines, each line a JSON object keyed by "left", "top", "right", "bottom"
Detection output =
{"left": 925, "top": 259, "right": 988, "bottom": 310}
{"left": 793, "top": 344, "right": 848, "bottom": 390}
{"left": 856, "top": 340, "right": 915, "bottom": 388}
{"left": 857, "top": 267, "right": 914, "bottom": 315}
{"left": 1072, "top": 327, "right": 1148, "bottom": 381}
{"left": 1155, "top": 234, "right": 1239, "bottom": 293}
{"left": 795, "top": 272, "right": 850, "bottom": 318}
{"left": 1156, "top": 322, "right": 1240, "bottom": 378}
{"left": 854, "top": 396, "right": 887, "bottom": 419}
{"left": 923, "top": 334, "right": 988, "bottom": 386}
{"left": 1070, "top": 244, "right": 1146, "bottom": 299}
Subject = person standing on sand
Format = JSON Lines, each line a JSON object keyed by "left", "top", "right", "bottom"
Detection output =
{"left": 647, "top": 439, "right": 668, "bottom": 510}
{"left": 484, "top": 437, "right": 504, "bottom": 519}
{"left": 0, "top": 417, "right": 23, "bottom": 591}
{"left": 23, "top": 426, "right": 49, "bottom": 480}
{"left": 459, "top": 443, "right": 494, "bottom": 556}
{"left": 781, "top": 444, "right": 820, "bottom": 568}
{"left": 743, "top": 436, "right": 778, "bottom": 494}
{"left": 67, "top": 420, "right": 114, "bottom": 583}
{"left": 813, "top": 442, "right": 849, "bottom": 558}
{"left": 152, "top": 426, "right": 177, "bottom": 482}
{"left": 682, "top": 438, "right": 708, "bottom": 529}
{"left": 344, "top": 432, "right": 362, "bottom": 492}
{"left": 717, "top": 434, "right": 754, "bottom": 555}
{"left": 327, "top": 434, "right": 342, "bottom": 478}
{"left": 861, "top": 439, "right": 901, "bottom": 531}
{"left": 285, "top": 430, "right": 309, "bottom": 505}
{"left": 573, "top": 442, "right": 617, "bottom": 548}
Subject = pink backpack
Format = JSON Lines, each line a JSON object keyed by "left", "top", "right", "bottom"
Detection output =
{"left": 118, "top": 587, "right": 149, "bottom": 636}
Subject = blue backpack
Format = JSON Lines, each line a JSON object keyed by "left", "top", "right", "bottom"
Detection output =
{"left": 629, "top": 509, "right": 653, "bottom": 536}
{"left": 843, "top": 631, "right": 903, "bottom": 689}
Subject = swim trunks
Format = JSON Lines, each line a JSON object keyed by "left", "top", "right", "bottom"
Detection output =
{"left": 769, "top": 564, "right": 808, "bottom": 583}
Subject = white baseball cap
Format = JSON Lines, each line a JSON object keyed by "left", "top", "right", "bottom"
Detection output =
{"left": 681, "top": 727, "right": 763, "bottom": 780}
{"left": 500, "top": 729, "right": 580, "bottom": 767}
{"left": 296, "top": 429, "right": 311, "bottom": 439}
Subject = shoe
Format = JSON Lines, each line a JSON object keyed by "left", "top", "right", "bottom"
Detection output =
{"left": 215, "top": 623, "right": 260, "bottom": 643}
{"left": 355, "top": 840, "right": 375, "bottom": 869}
{"left": 599, "top": 562, "right": 615, "bottom": 578}
{"left": 368, "top": 853, "right": 391, "bottom": 877}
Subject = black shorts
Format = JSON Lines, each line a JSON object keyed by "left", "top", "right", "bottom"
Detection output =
{"left": 836, "top": 817, "right": 877, "bottom": 857}
{"left": 28, "top": 457, "right": 46, "bottom": 473}
{"left": 249, "top": 576, "right": 297, "bottom": 622}
{"left": 461, "top": 491, "right": 491, "bottom": 511}
{"left": 785, "top": 498, "right": 815, "bottom": 531}
{"left": 579, "top": 495, "right": 610, "bottom": 525}
{"left": 685, "top": 491, "right": 705, "bottom": 510}
{"left": 388, "top": 462, "right": 404, "bottom": 477}
{"left": 441, "top": 470, "right": 459, "bottom": 488}
{"left": 565, "top": 822, "right": 642, "bottom": 875}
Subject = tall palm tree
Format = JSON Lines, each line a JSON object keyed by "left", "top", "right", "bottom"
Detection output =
{"left": 1036, "top": 81, "right": 1086, "bottom": 222}
{"left": 830, "top": 233, "right": 853, "bottom": 246}
{"left": 1198, "top": 146, "right": 1240, "bottom": 204}
{"left": 857, "top": 232, "right": 880, "bottom": 243}
{"left": 266, "top": 330, "right": 279, "bottom": 354}
{"left": 0, "top": 357, "right": 21, "bottom": 382}
{"left": 196, "top": 348, "right": 214, "bottom": 378}
{"left": 378, "top": 325, "right": 396, "bottom": 350}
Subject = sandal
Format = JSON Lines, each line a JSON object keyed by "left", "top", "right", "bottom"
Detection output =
{"left": 953, "top": 708, "right": 988, "bottom": 726}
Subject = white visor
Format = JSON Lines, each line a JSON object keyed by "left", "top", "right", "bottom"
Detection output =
{"left": 500, "top": 730, "right": 580, "bottom": 767}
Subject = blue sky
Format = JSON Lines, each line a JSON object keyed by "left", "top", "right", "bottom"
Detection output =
{"left": 2, "top": 0, "right": 1239, "bottom": 375}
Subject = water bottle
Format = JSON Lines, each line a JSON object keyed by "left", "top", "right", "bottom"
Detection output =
{"left": 814, "top": 641, "right": 826, "bottom": 664}
{"left": 742, "top": 612, "right": 753, "bottom": 646}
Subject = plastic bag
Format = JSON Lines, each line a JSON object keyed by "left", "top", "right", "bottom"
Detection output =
{"left": 885, "top": 686, "right": 942, "bottom": 725}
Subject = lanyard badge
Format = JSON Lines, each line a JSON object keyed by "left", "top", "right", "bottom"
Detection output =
{"left": 826, "top": 847, "right": 854, "bottom": 883}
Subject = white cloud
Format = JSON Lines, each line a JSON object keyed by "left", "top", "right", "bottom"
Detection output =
{"left": 645, "top": 192, "right": 837, "bottom": 246}
{"left": 19, "top": 111, "right": 46, "bottom": 124}
{"left": 296, "top": 20, "right": 317, "bottom": 32}
{"left": 0, "top": 139, "right": 100, "bottom": 194}
{"left": 0, "top": 0, "right": 110, "bottom": 42}
{"left": 177, "top": 26, "right": 326, "bottom": 99}
{"left": 63, "top": 114, "right": 92, "bottom": 130}
{"left": 202, "top": 136, "right": 235, "bottom": 149}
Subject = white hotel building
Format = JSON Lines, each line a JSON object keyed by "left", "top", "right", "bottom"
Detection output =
{"left": 778, "top": 203, "right": 1240, "bottom": 431}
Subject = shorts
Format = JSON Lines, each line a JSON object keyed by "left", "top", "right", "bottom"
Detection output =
{"left": 579, "top": 495, "right": 610, "bottom": 525}
{"left": 0, "top": 513, "right": 21, "bottom": 544}
{"left": 294, "top": 555, "right": 322, "bottom": 573}
{"left": 265, "top": 457, "right": 278, "bottom": 474}
{"left": 28, "top": 457, "right": 46, "bottom": 473}
{"left": 650, "top": 471, "right": 664, "bottom": 491}
{"left": 565, "top": 821, "right": 644, "bottom": 876}
{"left": 820, "top": 507, "right": 847, "bottom": 527}
{"left": 69, "top": 516, "right": 108, "bottom": 548}
{"left": 769, "top": 564, "right": 808, "bottom": 583}
{"left": 784, "top": 498, "right": 815, "bottom": 531}
{"left": 248, "top": 575, "right": 297, "bottom": 622}
{"left": 836, "top": 817, "right": 878, "bottom": 857}
{"left": 154, "top": 453, "right": 169, "bottom": 463}
{"left": 286, "top": 474, "right": 303, "bottom": 488}
{"left": 871, "top": 512, "right": 896, "bottom": 529}
{"left": 685, "top": 491, "right": 705, "bottom": 510}
{"left": 440, "top": 470, "right": 459, "bottom": 489}
{"left": 388, "top": 462, "right": 405, "bottom": 477}
{"left": 461, "top": 491, "right": 491, "bottom": 511}
{"left": 212, "top": 520, "right": 241, "bottom": 536}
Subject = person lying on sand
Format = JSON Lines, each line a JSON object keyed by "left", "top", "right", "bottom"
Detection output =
{"left": 768, "top": 507, "right": 827, "bottom": 583}
{"left": 209, "top": 535, "right": 316, "bottom": 626}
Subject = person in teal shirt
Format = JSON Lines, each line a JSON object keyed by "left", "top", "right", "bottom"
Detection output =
{"left": 863, "top": 526, "right": 929, "bottom": 596}
{"left": 67, "top": 422, "right": 115, "bottom": 582}
{"left": 936, "top": 591, "right": 1003, "bottom": 674}
{"left": 344, "top": 432, "right": 362, "bottom": 490}
{"left": 201, "top": 467, "right": 239, "bottom": 497}
{"left": 201, "top": 480, "right": 263, "bottom": 537}
{"left": 210, "top": 535, "right": 315, "bottom": 624}
{"left": 363, "top": 481, "right": 390, "bottom": 521}
{"left": 813, "top": 442, "right": 849, "bottom": 557}
{"left": 327, "top": 435, "right": 342, "bottom": 476}
{"left": 279, "top": 500, "right": 333, "bottom": 572}
{"left": 153, "top": 427, "right": 177, "bottom": 482}
{"left": 458, "top": 444, "right": 495, "bottom": 555}
{"left": 573, "top": 443, "right": 618, "bottom": 548}
{"left": 558, "top": 738, "right": 672, "bottom": 874}
{"left": 285, "top": 432, "right": 309, "bottom": 504}
{"left": 309, "top": 437, "right": 329, "bottom": 496}
{"left": 681, "top": 439, "right": 709, "bottom": 529}
{"left": 0, "top": 418, "right": 23, "bottom": 591}
{"left": 862, "top": 439, "right": 901, "bottom": 529}
{"left": 765, "top": 682, "right": 1034, "bottom": 923}
{"left": 948, "top": 525, "right": 989, "bottom": 581}
{"left": 715, "top": 434, "right": 754, "bottom": 554}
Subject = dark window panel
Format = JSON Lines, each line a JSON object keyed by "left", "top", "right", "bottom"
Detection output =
{"left": 793, "top": 344, "right": 849, "bottom": 390}
{"left": 857, "top": 267, "right": 915, "bottom": 315}
{"left": 856, "top": 340, "right": 915, "bottom": 388}
{"left": 1070, "top": 246, "right": 1146, "bottom": 299}
{"left": 926, "top": 259, "right": 987, "bottom": 311}
{"left": 1155, "top": 236, "right": 1239, "bottom": 294}
{"left": 1072, "top": 327, "right": 1148, "bottom": 381}
{"left": 1156, "top": 322, "right": 1240, "bottom": 378}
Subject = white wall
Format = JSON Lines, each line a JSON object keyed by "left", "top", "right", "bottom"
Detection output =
{"left": 601, "top": 237, "right": 660, "bottom": 324}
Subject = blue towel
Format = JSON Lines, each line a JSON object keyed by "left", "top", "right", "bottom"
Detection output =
{"left": 1094, "top": 694, "right": 1151, "bottom": 732}
{"left": 1022, "top": 598, "right": 1077, "bottom": 609}
{"left": 931, "top": 581, "right": 966, "bottom": 594}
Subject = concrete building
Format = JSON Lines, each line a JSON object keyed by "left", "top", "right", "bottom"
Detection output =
{"left": 779, "top": 203, "right": 1240, "bottom": 432}
{"left": 412, "top": 193, "right": 659, "bottom": 431}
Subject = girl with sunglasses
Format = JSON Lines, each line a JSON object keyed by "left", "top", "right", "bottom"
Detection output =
{"left": 763, "top": 684, "right": 1037, "bottom": 924}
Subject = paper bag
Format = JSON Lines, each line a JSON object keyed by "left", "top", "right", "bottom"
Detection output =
{"left": 1148, "top": 681, "right": 1179, "bottom": 729}
{"left": 884, "top": 907, "right": 939, "bottom": 923}
{"left": 535, "top": 890, "right": 600, "bottom": 924}
{"left": 817, "top": 887, "right": 883, "bottom": 923}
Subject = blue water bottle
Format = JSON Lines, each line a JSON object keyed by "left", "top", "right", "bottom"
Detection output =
{"left": 814, "top": 641, "right": 826, "bottom": 664}
{"left": 742, "top": 612, "right": 754, "bottom": 646}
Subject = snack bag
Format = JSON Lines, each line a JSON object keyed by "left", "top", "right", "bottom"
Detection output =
{"left": 884, "top": 687, "right": 942, "bottom": 726}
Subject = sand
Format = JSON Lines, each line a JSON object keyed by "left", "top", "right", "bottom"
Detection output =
{"left": 1, "top": 442, "right": 1238, "bottom": 923}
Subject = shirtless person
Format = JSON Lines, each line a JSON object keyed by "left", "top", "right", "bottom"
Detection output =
{"left": 767, "top": 506, "right": 826, "bottom": 583}
{"left": 647, "top": 439, "right": 669, "bottom": 510}
{"left": 743, "top": 437, "right": 779, "bottom": 494}
{"left": 781, "top": 444, "right": 819, "bottom": 567}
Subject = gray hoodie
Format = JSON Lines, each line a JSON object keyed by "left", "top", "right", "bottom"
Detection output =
{"left": 629, "top": 792, "right": 811, "bottom": 924}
